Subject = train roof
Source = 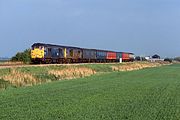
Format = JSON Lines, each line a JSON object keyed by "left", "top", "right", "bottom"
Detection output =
{"left": 32, "top": 43, "right": 134, "bottom": 54}
{"left": 32, "top": 43, "right": 81, "bottom": 49}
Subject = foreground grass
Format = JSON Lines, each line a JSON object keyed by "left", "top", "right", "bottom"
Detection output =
{"left": 0, "top": 64, "right": 180, "bottom": 119}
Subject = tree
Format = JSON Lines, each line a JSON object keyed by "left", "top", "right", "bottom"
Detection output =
{"left": 164, "top": 58, "right": 172, "bottom": 63}
{"left": 11, "top": 49, "right": 31, "bottom": 64}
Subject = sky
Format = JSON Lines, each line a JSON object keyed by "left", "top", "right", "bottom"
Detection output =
{"left": 0, "top": 0, "right": 180, "bottom": 58}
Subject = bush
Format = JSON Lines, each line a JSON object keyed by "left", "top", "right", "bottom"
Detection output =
{"left": 164, "top": 58, "right": 172, "bottom": 63}
{"left": 135, "top": 56, "right": 146, "bottom": 61}
{"left": 11, "top": 49, "right": 31, "bottom": 64}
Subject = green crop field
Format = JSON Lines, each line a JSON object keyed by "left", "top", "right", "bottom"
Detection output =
{"left": 0, "top": 64, "right": 180, "bottom": 120}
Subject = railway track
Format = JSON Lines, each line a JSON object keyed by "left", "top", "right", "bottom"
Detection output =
{"left": 0, "top": 62, "right": 119, "bottom": 69}
{"left": 0, "top": 63, "right": 29, "bottom": 69}
{"left": 0, "top": 63, "right": 23, "bottom": 67}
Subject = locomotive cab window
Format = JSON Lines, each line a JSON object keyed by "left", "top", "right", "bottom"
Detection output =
{"left": 32, "top": 46, "right": 38, "bottom": 50}
{"left": 32, "top": 46, "right": 44, "bottom": 50}
{"left": 39, "top": 46, "right": 44, "bottom": 50}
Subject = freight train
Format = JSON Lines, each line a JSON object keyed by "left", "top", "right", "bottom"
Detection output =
{"left": 31, "top": 43, "right": 135, "bottom": 64}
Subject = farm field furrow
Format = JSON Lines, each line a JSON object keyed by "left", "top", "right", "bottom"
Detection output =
{"left": 0, "top": 64, "right": 180, "bottom": 120}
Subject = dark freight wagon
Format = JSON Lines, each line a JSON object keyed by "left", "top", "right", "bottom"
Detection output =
{"left": 82, "top": 49, "right": 96, "bottom": 61}
{"left": 96, "top": 50, "right": 107, "bottom": 60}
{"left": 66, "top": 47, "right": 82, "bottom": 60}
{"left": 50, "top": 47, "right": 64, "bottom": 58}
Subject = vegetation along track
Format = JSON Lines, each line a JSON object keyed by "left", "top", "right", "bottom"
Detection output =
{"left": 0, "top": 62, "right": 171, "bottom": 89}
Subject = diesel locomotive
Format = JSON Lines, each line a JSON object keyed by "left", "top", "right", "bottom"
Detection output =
{"left": 31, "top": 43, "right": 135, "bottom": 64}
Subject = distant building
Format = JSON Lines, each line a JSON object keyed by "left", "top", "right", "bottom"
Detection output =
{"left": 148, "top": 54, "right": 164, "bottom": 62}
{"left": 152, "top": 54, "right": 160, "bottom": 59}
{"left": 145, "top": 56, "right": 150, "bottom": 60}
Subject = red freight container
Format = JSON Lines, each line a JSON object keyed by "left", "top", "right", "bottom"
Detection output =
{"left": 122, "top": 53, "right": 130, "bottom": 60}
{"left": 107, "top": 52, "right": 117, "bottom": 59}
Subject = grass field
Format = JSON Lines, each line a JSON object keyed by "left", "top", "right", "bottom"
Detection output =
{"left": 0, "top": 64, "right": 180, "bottom": 119}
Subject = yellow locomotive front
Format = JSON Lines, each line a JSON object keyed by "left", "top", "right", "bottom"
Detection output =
{"left": 31, "top": 44, "right": 45, "bottom": 63}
